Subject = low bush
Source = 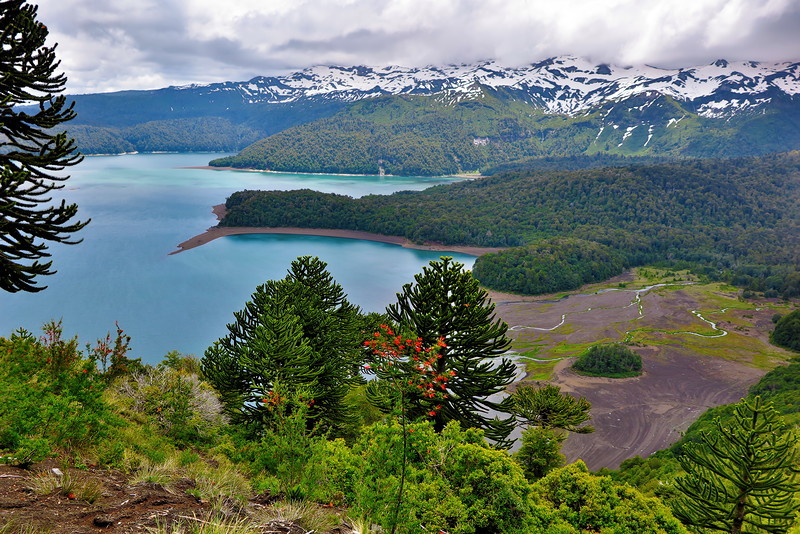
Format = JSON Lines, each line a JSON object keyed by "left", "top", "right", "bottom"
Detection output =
{"left": 572, "top": 343, "right": 643, "bottom": 378}
{"left": 532, "top": 461, "right": 687, "bottom": 533}
{"left": 113, "top": 361, "right": 227, "bottom": 445}
{"left": 770, "top": 309, "right": 800, "bottom": 352}
{"left": 0, "top": 322, "right": 117, "bottom": 465}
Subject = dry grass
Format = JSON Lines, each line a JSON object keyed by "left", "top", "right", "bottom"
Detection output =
{"left": 146, "top": 514, "right": 260, "bottom": 534}
{"left": 0, "top": 521, "right": 52, "bottom": 534}
{"left": 256, "top": 500, "right": 341, "bottom": 532}
{"left": 25, "top": 470, "right": 104, "bottom": 504}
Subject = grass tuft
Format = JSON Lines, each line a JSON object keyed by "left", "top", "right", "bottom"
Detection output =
{"left": 257, "top": 500, "right": 341, "bottom": 532}
{"left": 25, "top": 470, "right": 104, "bottom": 504}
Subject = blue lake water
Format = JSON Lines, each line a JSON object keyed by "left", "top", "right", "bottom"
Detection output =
{"left": 0, "top": 153, "right": 474, "bottom": 364}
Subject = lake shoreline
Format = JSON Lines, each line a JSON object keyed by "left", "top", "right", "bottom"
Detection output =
{"left": 170, "top": 204, "right": 504, "bottom": 257}
{"left": 180, "top": 165, "right": 482, "bottom": 179}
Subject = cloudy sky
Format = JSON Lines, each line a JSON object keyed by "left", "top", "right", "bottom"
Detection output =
{"left": 35, "top": 0, "right": 800, "bottom": 95}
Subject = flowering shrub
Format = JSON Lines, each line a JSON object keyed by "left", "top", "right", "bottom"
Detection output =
{"left": 87, "top": 321, "right": 141, "bottom": 382}
{"left": 363, "top": 324, "right": 452, "bottom": 421}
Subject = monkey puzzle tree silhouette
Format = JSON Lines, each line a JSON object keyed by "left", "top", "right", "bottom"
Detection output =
{"left": 1, "top": 0, "right": 86, "bottom": 292}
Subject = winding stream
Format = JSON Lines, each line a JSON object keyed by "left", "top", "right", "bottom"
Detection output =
{"left": 507, "top": 281, "right": 734, "bottom": 349}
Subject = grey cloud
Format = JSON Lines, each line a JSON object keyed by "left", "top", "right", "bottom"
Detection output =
{"left": 33, "top": 0, "right": 800, "bottom": 94}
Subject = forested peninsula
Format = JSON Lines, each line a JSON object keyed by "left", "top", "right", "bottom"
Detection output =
{"left": 220, "top": 152, "right": 800, "bottom": 296}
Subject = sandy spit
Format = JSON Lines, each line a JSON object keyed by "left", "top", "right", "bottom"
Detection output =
{"left": 170, "top": 205, "right": 503, "bottom": 257}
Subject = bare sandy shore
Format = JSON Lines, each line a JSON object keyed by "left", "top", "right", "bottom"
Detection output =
{"left": 180, "top": 165, "right": 483, "bottom": 179}
{"left": 170, "top": 204, "right": 503, "bottom": 256}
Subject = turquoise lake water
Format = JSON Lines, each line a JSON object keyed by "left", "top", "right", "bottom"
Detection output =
{"left": 0, "top": 153, "right": 474, "bottom": 363}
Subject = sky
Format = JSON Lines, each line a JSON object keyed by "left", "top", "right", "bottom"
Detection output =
{"left": 34, "top": 0, "right": 800, "bottom": 95}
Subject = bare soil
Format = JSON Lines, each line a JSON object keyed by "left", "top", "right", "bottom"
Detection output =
{"left": 0, "top": 461, "right": 347, "bottom": 534}
{"left": 493, "top": 273, "right": 794, "bottom": 470}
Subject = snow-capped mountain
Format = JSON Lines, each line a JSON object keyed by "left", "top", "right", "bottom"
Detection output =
{"left": 66, "top": 56, "right": 800, "bottom": 160}
{"left": 179, "top": 56, "right": 800, "bottom": 117}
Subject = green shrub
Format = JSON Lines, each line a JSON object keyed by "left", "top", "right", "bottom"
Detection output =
{"left": 237, "top": 387, "right": 320, "bottom": 496}
{"left": 113, "top": 365, "right": 227, "bottom": 445}
{"left": 770, "top": 309, "right": 800, "bottom": 352}
{"left": 0, "top": 323, "right": 115, "bottom": 464}
{"left": 514, "top": 427, "right": 566, "bottom": 481}
{"left": 532, "top": 461, "right": 687, "bottom": 533}
{"left": 350, "top": 420, "right": 544, "bottom": 534}
{"left": 572, "top": 343, "right": 643, "bottom": 378}
{"left": 299, "top": 438, "right": 360, "bottom": 505}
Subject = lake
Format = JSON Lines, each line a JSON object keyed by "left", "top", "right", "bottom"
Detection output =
{"left": 0, "top": 153, "right": 474, "bottom": 363}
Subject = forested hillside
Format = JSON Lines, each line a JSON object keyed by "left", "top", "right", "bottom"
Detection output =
{"left": 211, "top": 88, "right": 800, "bottom": 175}
{"left": 58, "top": 94, "right": 347, "bottom": 154}
{"left": 220, "top": 152, "right": 800, "bottom": 296}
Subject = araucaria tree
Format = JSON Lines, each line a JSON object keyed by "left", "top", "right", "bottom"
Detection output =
{"left": 510, "top": 383, "right": 594, "bottom": 479}
{"left": 387, "top": 257, "right": 517, "bottom": 445}
{"left": 202, "top": 256, "right": 366, "bottom": 435}
{"left": 1, "top": 0, "right": 87, "bottom": 292}
{"left": 673, "top": 396, "right": 800, "bottom": 534}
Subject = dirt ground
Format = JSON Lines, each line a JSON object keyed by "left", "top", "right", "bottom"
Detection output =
{"left": 493, "top": 273, "right": 794, "bottom": 470}
{"left": 0, "top": 461, "right": 345, "bottom": 534}
{"left": 0, "top": 461, "right": 207, "bottom": 533}
{"left": 554, "top": 348, "right": 762, "bottom": 470}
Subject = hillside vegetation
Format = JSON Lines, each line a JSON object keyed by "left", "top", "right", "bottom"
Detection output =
{"left": 210, "top": 88, "right": 800, "bottom": 175}
{"left": 221, "top": 152, "right": 800, "bottom": 297}
{"left": 2, "top": 258, "right": 707, "bottom": 534}
{"left": 60, "top": 95, "right": 347, "bottom": 154}
{"left": 3, "top": 257, "right": 798, "bottom": 533}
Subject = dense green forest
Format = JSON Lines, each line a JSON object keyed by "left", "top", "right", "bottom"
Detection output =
{"left": 472, "top": 238, "right": 625, "bottom": 295}
{"left": 572, "top": 344, "right": 643, "bottom": 378}
{"left": 771, "top": 309, "right": 800, "bottom": 352}
{"left": 221, "top": 152, "right": 800, "bottom": 297}
{"left": 211, "top": 88, "right": 800, "bottom": 176}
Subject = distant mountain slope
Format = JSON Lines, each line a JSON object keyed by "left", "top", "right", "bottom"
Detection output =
{"left": 212, "top": 85, "right": 800, "bottom": 175}
{"left": 62, "top": 57, "right": 800, "bottom": 163}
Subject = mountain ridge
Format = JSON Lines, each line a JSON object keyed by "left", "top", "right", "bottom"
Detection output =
{"left": 167, "top": 56, "right": 800, "bottom": 116}
{"left": 61, "top": 56, "right": 800, "bottom": 165}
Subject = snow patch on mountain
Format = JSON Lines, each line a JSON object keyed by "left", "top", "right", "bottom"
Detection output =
{"left": 179, "top": 56, "right": 800, "bottom": 117}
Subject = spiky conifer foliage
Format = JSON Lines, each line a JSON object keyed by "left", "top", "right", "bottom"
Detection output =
{"left": 510, "top": 383, "right": 594, "bottom": 480}
{"left": 202, "top": 256, "right": 366, "bottom": 435}
{"left": 673, "top": 396, "right": 800, "bottom": 534}
{"left": 0, "top": 0, "right": 87, "bottom": 292}
{"left": 386, "top": 257, "right": 517, "bottom": 446}
{"left": 511, "top": 383, "right": 594, "bottom": 433}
